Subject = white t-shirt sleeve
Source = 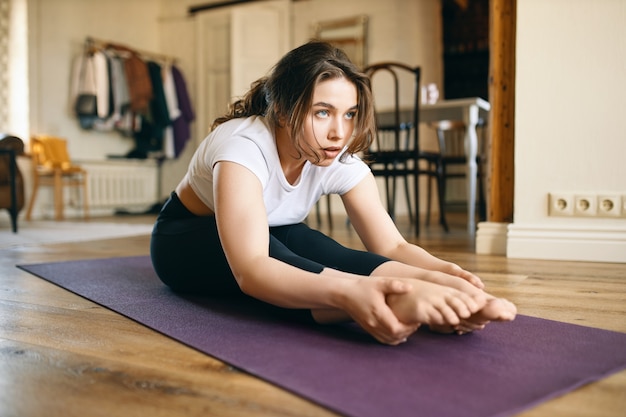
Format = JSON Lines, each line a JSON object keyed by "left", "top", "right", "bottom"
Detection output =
{"left": 186, "top": 117, "right": 274, "bottom": 210}
{"left": 208, "top": 135, "right": 271, "bottom": 188}
{"left": 323, "top": 154, "right": 371, "bottom": 196}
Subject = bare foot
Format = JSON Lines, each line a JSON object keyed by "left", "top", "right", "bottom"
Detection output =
{"left": 430, "top": 297, "right": 517, "bottom": 335}
{"left": 386, "top": 279, "right": 487, "bottom": 327}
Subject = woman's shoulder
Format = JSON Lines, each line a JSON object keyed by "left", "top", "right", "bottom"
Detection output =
{"left": 198, "top": 116, "right": 276, "bottom": 169}
{"left": 212, "top": 115, "right": 270, "bottom": 137}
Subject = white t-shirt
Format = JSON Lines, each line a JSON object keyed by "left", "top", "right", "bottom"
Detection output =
{"left": 184, "top": 116, "right": 371, "bottom": 227}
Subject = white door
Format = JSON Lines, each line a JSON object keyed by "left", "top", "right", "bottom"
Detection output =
{"left": 195, "top": 0, "right": 290, "bottom": 142}
{"left": 196, "top": 8, "right": 231, "bottom": 142}
{"left": 231, "top": 0, "right": 291, "bottom": 98}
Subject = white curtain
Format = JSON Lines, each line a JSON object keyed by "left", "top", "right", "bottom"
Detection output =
{"left": 0, "top": 0, "right": 10, "bottom": 131}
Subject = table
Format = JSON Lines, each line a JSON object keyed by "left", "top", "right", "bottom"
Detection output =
{"left": 379, "top": 97, "right": 491, "bottom": 234}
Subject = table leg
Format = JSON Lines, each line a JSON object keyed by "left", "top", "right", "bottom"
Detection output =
{"left": 463, "top": 104, "right": 480, "bottom": 234}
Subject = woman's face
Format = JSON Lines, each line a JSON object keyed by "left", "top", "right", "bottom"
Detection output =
{"left": 303, "top": 77, "right": 358, "bottom": 166}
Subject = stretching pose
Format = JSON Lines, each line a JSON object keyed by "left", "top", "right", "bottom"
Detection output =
{"left": 150, "top": 41, "right": 516, "bottom": 345}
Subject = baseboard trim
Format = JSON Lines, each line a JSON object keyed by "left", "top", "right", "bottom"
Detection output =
{"left": 507, "top": 223, "right": 626, "bottom": 263}
{"left": 476, "top": 222, "right": 509, "bottom": 255}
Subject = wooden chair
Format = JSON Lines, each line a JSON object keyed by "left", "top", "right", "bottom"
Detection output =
{"left": 364, "top": 62, "right": 444, "bottom": 236}
{"left": 0, "top": 134, "right": 25, "bottom": 232}
{"left": 426, "top": 120, "right": 486, "bottom": 230}
{"left": 25, "top": 135, "right": 89, "bottom": 221}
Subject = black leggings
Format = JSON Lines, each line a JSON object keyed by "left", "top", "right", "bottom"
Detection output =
{"left": 150, "top": 192, "right": 389, "bottom": 295}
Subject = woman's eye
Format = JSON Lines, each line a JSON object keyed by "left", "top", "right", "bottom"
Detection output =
{"left": 316, "top": 110, "right": 329, "bottom": 118}
{"left": 345, "top": 111, "right": 356, "bottom": 120}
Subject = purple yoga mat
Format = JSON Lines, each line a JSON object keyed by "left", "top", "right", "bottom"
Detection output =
{"left": 18, "top": 256, "right": 626, "bottom": 417}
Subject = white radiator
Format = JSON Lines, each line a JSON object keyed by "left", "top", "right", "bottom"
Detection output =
{"left": 81, "top": 159, "right": 159, "bottom": 212}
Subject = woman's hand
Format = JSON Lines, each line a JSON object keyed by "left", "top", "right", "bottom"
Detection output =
{"left": 440, "top": 262, "right": 485, "bottom": 289}
{"left": 336, "top": 278, "right": 421, "bottom": 345}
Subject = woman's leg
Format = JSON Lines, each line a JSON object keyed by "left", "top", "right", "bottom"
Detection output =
{"left": 151, "top": 195, "right": 328, "bottom": 294}
{"left": 269, "top": 223, "right": 389, "bottom": 275}
{"left": 269, "top": 223, "right": 485, "bottom": 327}
{"left": 150, "top": 193, "right": 239, "bottom": 294}
{"left": 269, "top": 223, "right": 515, "bottom": 330}
{"left": 151, "top": 195, "right": 336, "bottom": 322}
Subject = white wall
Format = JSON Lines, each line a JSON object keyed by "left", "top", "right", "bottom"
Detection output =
{"left": 14, "top": 0, "right": 626, "bottom": 261}
{"left": 507, "top": 0, "right": 626, "bottom": 262}
{"left": 28, "top": 0, "right": 163, "bottom": 159}
{"left": 22, "top": 0, "right": 200, "bottom": 213}
{"left": 292, "top": 0, "right": 442, "bottom": 86}
{"left": 19, "top": 0, "right": 442, "bottom": 219}
{"left": 292, "top": 0, "right": 443, "bottom": 218}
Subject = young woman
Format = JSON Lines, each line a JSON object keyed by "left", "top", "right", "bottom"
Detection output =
{"left": 150, "top": 41, "right": 516, "bottom": 345}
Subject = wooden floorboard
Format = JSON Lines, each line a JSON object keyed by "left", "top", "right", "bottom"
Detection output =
{"left": 1, "top": 213, "right": 625, "bottom": 417}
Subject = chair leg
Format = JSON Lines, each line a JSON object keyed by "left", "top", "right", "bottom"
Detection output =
{"left": 403, "top": 174, "right": 413, "bottom": 224}
{"left": 25, "top": 178, "right": 39, "bottom": 221}
{"left": 54, "top": 170, "right": 63, "bottom": 221}
{"left": 425, "top": 163, "right": 434, "bottom": 226}
{"left": 325, "top": 195, "right": 332, "bottom": 229}
{"left": 437, "top": 164, "right": 449, "bottom": 233}
{"left": 7, "top": 153, "right": 18, "bottom": 233}
{"left": 82, "top": 174, "right": 90, "bottom": 220}
{"left": 413, "top": 167, "right": 420, "bottom": 237}
{"left": 385, "top": 174, "right": 395, "bottom": 220}
{"left": 9, "top": 209, "right": 18, "bottom": 233}
{"left": 477, "top": 159, "right": 486, "bottom": 221}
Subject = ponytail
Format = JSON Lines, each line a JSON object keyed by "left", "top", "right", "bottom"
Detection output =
{"left": 211, "top": 77, "right": 269, "bottom": 130}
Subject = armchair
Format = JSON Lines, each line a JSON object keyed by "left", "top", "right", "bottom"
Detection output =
{"left": 0, "top": 134, "right": 25, "bottom": 233}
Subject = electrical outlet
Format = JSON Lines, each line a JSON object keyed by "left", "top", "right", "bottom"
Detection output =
{"left": 549, "top": 193, "right": 574, "bottom": 216}
{"left": 597, "top": 195, "right": 622, "bottom": 217}
{"left": 573, "top": 194, "right": 597, "bottom": 216}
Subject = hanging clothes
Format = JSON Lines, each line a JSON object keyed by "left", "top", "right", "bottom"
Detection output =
{"left": 70, "top": 49, "right": 110, "bottom": 128}
{"left": 124, "top": 52, "right": 153, "bottom": 115}
{"left": 92, "top": 51, "right": 110, "bottom": 119}
{"left": 130, "top": 61, "right": 172, "bottom": 158}
{"left": 171, "top": 64, "right": 195, "bottom": 158}
{"left": 107, "top": 53, "right": 131, "bottom": 122}
{"left": 162, "top": 64, "right": 181, "bottom": 159}
{"left": 70, "top": 38, "right": 195, "bottom": 160}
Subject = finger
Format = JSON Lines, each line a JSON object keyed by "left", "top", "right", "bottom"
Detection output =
{"left": 371, "top": 325, "right": 415, "bottom": 345}
{"left": 459, "top": 269, "right": 485, "bottom": 289}
{"left": 371, "top": 304, "right": 411, "bottom": 338}
{"left": 458, "top": 318, "right": 489, "bottom": 331}
{"left": 455, "top": 322, "right": 486, "bottom": 335}
{"left": 383, "top": 278, "right": 412, "bottom": 295}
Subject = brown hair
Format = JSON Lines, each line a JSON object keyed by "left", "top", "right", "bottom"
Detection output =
{"left": 212, "top": 40, "right": 375, "bottom": 162}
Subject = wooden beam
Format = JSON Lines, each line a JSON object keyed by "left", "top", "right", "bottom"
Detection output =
{"left": 487, "top": 0, "right": 516, "bottom": 223}
{"left": 188, "top": 0, "right": 256, "bottom": 15}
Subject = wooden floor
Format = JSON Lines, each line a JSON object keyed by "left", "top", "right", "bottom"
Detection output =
{"left": 1, "top": 213, "right": 625, "bottom": 417}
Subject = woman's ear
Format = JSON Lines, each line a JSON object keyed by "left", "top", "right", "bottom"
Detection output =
{"left": 275, "top": 110, "right": 287, "bottom": 128}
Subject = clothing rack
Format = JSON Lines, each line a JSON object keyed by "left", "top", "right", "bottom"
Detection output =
{"left": 84, "top": 36, "right": 176, "bottom": 63}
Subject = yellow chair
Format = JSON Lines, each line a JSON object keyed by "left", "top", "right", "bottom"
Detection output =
{"left": 25, "top": 135, "right": 89, "bottom": 221}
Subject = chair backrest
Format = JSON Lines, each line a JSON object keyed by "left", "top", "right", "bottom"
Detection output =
{"left": 30, "top": 135, "right": 73, "bottom": 171}
{"left": 429, "top": 120, "right": 466, "bottom": 156}
{"left": 363, "top": 62, "right": 421, "bottom": 154}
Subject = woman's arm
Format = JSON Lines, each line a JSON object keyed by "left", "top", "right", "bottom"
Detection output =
{"left": 213, "top": 161, "right": 416, "bottom": 344}
{"left": 341, "top": 174, "right": 483, "bottom": 287}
